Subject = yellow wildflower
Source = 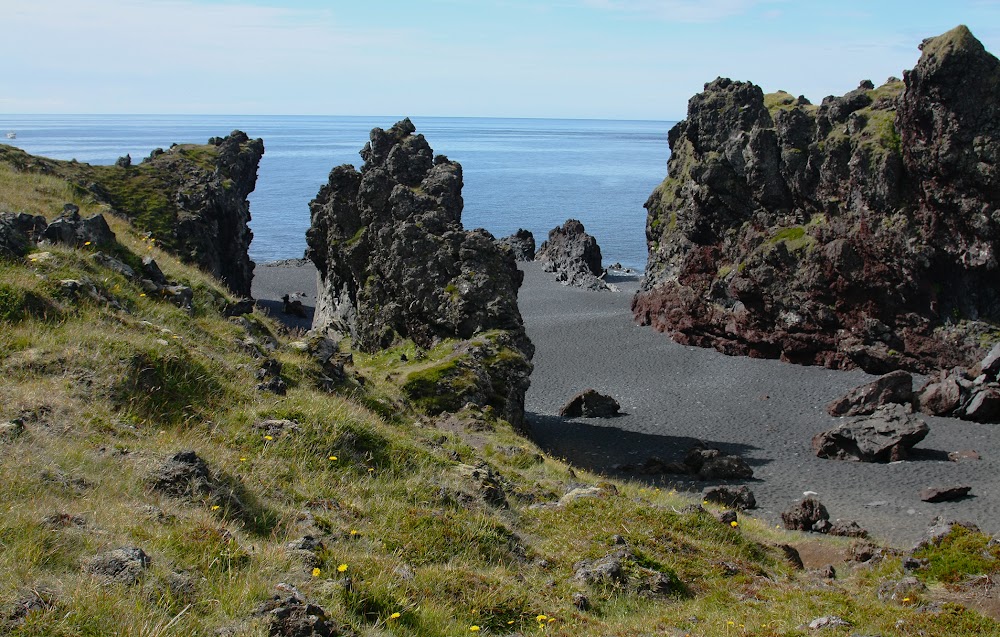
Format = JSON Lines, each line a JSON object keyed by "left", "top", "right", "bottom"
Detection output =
{"left": 469, "top": 627, "right": 480, "bottom": 632}
{"left": 337, "top": 563, "right": 348, "bottom": 572}
{"left": 328, "top": 455, "right": 337, "bottom": 461}
{"left": 389, "top": 612, "right": 401, "bottom": 619}
{"left": 84, "top": 241, "right": 91, "bottom": 246}
{"left": 350, "top": 529, "right": 358, "bottom": 536}
{"left": 211, "top": 505, "right": 220, "bottom": 511}
{"left": 264, "top": 435, "right": 273, "bottom": 441}
{"left": 730, "top": 520, "right": 739, "bottom": 528}
{"left": 312, "top": 567, "right": 321, "bottom": 577}
{"left": 536, "top": 615, "right": 547, "bottom": 622}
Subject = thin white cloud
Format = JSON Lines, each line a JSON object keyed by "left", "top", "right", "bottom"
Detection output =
{"left": 580, "top": 0, "right": 784, "bottom": 23}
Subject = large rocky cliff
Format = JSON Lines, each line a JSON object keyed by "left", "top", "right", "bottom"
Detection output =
{"left": 0, "top": 131, "right": 263, "bottom": 297}
{"left": 633, "top": 26, "right": 1000, "bottom": 373}
{"left": 306, "top": 119, "right": 533, "bottom": 426}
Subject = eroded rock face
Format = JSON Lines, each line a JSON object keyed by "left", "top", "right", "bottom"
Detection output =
{"left": 306, "top": 119, "right": 533, "bottom": 426}
{"left": 634, "top": 26, "right": 1000, "bottom": 373}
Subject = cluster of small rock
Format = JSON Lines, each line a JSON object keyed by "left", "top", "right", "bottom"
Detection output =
{"left": 2, "top": 204, "right": 196, "bottom": 311}
{"left": 780, "top": 497, "right": 869, "bottom": 537}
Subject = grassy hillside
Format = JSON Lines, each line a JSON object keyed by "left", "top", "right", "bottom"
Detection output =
{"left": 1, "top": 147, "right": 999, "bottom": 636}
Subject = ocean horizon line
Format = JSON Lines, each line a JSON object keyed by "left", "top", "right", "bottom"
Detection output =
{"left": 2, "top": 113, "right": 677, "bottom": 125}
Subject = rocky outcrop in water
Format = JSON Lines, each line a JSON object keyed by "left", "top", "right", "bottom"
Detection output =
{"left": 633, "top": 26, "right": 1000, "bottom": 373}
{"left": 0, "top": 131, "right": 262, "bottom": 297}
{"left": 536, "top": 219, "right": 612, "bottom": 291}
{"left": 306, "top": 119, "right": 533, "bottom": 426}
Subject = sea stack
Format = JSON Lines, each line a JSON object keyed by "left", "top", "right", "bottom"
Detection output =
{"left": 306, "top": 119, "right": 533, "bottom": 426}
{"left": 633, "top": 26, "right": 1000, "bottom": 373}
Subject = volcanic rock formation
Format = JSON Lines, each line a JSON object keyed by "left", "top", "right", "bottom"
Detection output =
{"left": 633, "top": 26, "right": 1000, "bottom": 373}
{"left": 536, "top": 219, "right": 612, "bottom": 291}
{"left": 306, "top": 119, "right": 533, "bottom": 426}
{"left": 0, "top": 131, "right": 263, "bottom": 297}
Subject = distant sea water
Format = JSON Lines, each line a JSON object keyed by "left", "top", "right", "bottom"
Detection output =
{"left": 1, "top": 115, "right": 673, "bottom": 272}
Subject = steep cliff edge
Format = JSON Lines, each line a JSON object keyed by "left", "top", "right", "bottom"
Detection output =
{"left": 633, "top": 26, "right": 1000, "bottom": 373}
{"left": 306, "top": 119, "right": 533, "bottom": 426}
{"left": 0, "top": 131, "right": 263, "bottom": 297}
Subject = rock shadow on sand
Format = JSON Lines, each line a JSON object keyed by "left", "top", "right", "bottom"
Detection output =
{"left": 527, "top": 413, "right": 765, "bottom": 491}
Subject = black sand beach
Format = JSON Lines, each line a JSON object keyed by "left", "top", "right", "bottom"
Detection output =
{"left": 253, "top": 260, "right": 1000, "bottom": 547}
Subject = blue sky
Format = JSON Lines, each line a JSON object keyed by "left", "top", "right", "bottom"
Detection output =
{"left": 3, "top": 0, "right": 999, "bottom": 119}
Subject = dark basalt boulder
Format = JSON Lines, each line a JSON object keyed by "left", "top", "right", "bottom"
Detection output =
{"left": 702, "top": 485, "right": 757, "bottom": 510}
{"left": 812, "top": 404, "right": 929, "bottom": 462}
{"left": 42, "top": 204, "right": 115, "bottom": 248}
{"left": 497, "top": 228, "right": 536, "bottom": 261}
{"left": 559, "top": 389, "right": 621, "bottom": 418}
{"left": 536, "top": 219, "right": 612, "bottom": 291}
{"left": 306, "top": 119, "right": 533, "bottom": 427}
{"left": 0, "top": 212, "right": 47, "bottom": 259}
{"left": 633, "top": 26, "right": 1000, "bottom": 374}
{"left": 826, "top": 370, "right": 914, "bottom": 417}
{"left": 919, "top": 485, "right": 972, "bottom": 502}
{"left": 781, "top": 497, "right": 829, "bottom": 532}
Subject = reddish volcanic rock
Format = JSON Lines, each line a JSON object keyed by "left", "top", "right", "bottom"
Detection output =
{"left": 633, "top": 26, "right": 1000, "bottom": 373}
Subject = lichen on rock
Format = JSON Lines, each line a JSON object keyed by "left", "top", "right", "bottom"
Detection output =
{"left": 633, "top": 26, "right": 1000, "bottom": 373}
{"left": 306, "top": 119, "right": 533, "bottom": 427}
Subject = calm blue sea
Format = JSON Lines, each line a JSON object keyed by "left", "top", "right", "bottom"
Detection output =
{"left": 0, "top": 115, "right": 672, "bottom": 271}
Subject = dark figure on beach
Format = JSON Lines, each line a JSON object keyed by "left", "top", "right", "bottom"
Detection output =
{"left": 281, "top": 294, "right": 307, "bottom": 318}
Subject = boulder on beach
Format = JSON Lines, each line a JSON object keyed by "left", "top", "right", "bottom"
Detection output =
{"left": 536, "top": 219, "right": 613, "bottom": 291}
{"left": 812, "top": 404, "right": 929, "bottom": 462}
{"left": 305, "top": 118, "right": 533, "bottom": 427}
{"left": 633, "top": 26, "right": 1000, "bottom": 374}
{"left": 781, "top": 497, "right": 829, "bottom": 532}
{"left": 826, "top": 370, "right": 913, "bottom": 417}
{"left": 559, "top": 389, "right": 621, "bottom": 418}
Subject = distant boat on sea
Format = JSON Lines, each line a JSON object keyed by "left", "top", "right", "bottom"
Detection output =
{"left": 5, "top": 132, "right": 15, "bottom": 139}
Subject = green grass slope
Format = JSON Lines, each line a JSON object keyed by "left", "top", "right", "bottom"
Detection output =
{"left": 1, "top": 149, "right": 999, "bottom": 636}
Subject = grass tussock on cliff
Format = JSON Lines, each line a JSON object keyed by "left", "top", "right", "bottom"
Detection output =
{"left": 2, "top": 149, "right": 999, "bottom": 635}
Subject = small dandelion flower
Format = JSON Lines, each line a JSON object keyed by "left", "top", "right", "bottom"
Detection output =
{"left": 264, "top": 435, "right": 273, "bottom": 441}
{"left": 211, "top": 505, "right": 220, "bottom": 511}
{"left": 239, "top": 456, "right": 247, "bottom": 462}
{"left": 337, "top": 563, "right": 348, "bottom": 572}
{"left": 139, "top": 293, "right": 146, "bottom": 297}
{"left": 547, "top": 618, "right": 556, "bottom": 624}
{"left": 389, "top": 612, "right": 401, "bottom": 619}
{"left": 328, "top": 455, "right": 337, "bottom": 461}
{"left": 312, "top": 567, "right": 321, "bottom": 577}
{"left": 469, "top": 627, "right": 480, "bottom": 632}
{"left": 507, "top": 620, "right": 515, "bottom": 625}
{"left": 702, "top": 500, "right": 709, "bottom": 505}
{"left": 350, "top": 529, "right": 358, "bottom": 536}
{"left": 903, "top": 597, "right": 911, "bottom": 602}
{"left": 84, "top": 241, "right": 91, "bottom": 246}
{"left": 367, "top": 467, "right": 374, "bottom": 473}
{"left": 536, "top": 615, "right": 547, "bottom": 622}
{"left": 727, "top": 621, "right": 735, "bottom": 626}
{"left": 730, "top": 520, "right": 739, "bottom": 528}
